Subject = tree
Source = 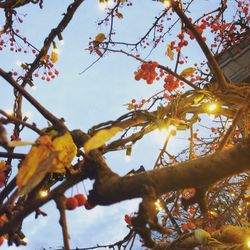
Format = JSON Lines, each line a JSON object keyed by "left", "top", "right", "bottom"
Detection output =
{"left": 0, "top": 0, "right": 249, "bottom": 249}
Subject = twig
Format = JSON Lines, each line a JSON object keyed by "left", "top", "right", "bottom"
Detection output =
{"left": 55, "top": 195, "right": 70, "bottom": 250}
{"left": 106, "top": 48, "right": 200, "bottom": 90}
{"left": 0, "top": 109, "right": 42, "bottom": 134}
{"left": 0, "top": 69, "right": 65, "bottom": 130}
{"left": 0, "top": 152, "right": 25, "bottom": 159}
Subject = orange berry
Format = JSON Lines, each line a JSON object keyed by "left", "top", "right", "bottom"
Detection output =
{"left": 187, "top": 222, "right": 196, "bottom": 229}
{"left": 65, "top": 197, "right": 78, "bottom": 210}
{"left": 74, "top": 194, "right": 87, "bottom": 206}
{"left": 181, "top": 224, "right": 189, "bottom": 231}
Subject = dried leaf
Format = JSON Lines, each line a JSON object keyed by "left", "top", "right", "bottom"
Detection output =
{"left": 17, "top": 132, "right": 76, "bottom": 195}
{"left": 166, "top": 45, "right": 174, "bottom": 60}
{"left": 94, "top": 48, "right": 103, "bottom": 57}
{"left": 17, "top": 151, "right": 58, "bottom": 196}
{"left": 180, "top": 67, "right": 196, "bottom": 78}
{"left": 84, "top": 127, "right": 123, "bottom": 154}
{"left": 51, "top": 132, "right": 77, "bottom": 172}
{"left": 115, "top": 12, "right": 123, "bottom": 19}
{"left": 95, "top": 33, "right": 106, "bottom": 43}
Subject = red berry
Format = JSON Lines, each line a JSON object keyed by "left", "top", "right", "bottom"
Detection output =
{"left": 182, "top": 40, "right": 188, "bottom": 46}
{"left": 178, "top": 33, "right": 184, "bottom": 40}
{"left": 151, "top": 61, "right": 158, "bottom": 68}
{"left": 187, "top": 222, "right": 196, "bottom": 229}
{"left": 74, "top": 194, "right": 87, "bottom": 206}
{"left": 181, "top": 224, "right": 189, "bottom": 231}
{"left": 134, "top": 74, "right": 141, "bottom": 81}
{"left": 146, "top": 78, "right": 153, "bottom": 84}
{"left": 131, "top": 99, "right": 136, "bottom": 104}
{"left": 0, "top": 236, "right": 4, "bottom": 246}
{"left": 243, "top": 7, "right": 248, "bottom": 14}
{"left": 124, "top": 215, "right": 132, "bottom": 226}
{"left": 65, "top": 197, "right": 78, "bottom": 210}
{"left": 34, "top": 73, "right": 39, "bottom": 77}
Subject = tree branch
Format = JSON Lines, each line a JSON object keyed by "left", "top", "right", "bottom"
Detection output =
{"left": 88, "top": 137, "right": 250, "bottom": 206}
{"left": 171, "top": 1, "right": 228, "bottom": 91}
{"left": 0, "top": 69, "right": 65, "bottom": 130}
{"left": 55, "top": 195, "right": 70, "bottom": 250}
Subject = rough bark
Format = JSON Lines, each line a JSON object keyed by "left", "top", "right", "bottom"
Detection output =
{"left": 88, "top": 137, "right": 250, "bottom": 206}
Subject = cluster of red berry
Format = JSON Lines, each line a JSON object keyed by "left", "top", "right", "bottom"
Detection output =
{"left": 181, "top": 204, "right": 196, "bottom": 231}
{"left": 65, "top": 194, "right": 94, "bottom": 211}
{"left": 0, "top": 14, "right": 25, "bottom": 52}
{"left": 65, "top": 194, "right": 87, "bottom": 210}
{"left": 127, "top": 98, "right": 146, "bottom": 110}
{"left": 163, "top": 74, "right": 180, "bottom": 92}
{"left": 11, "top": 60, "right": 59, "bottom": 82}
{"left": 134, "top": 61, "right": 159, "bottom": 84}
{"left": 238, "top": 0, "right": 249, "bottom": 14}
{"left": 176, "top": 32, "right": 189, "bottom": 52}
{"left": 0, "top": 16, "right": 60, "bottom": 83}
{"left": 34, "top": 69, "right": 60, "bottom": 82}
{"left": 181, "top": 221, "right": 196, "bottom": 231}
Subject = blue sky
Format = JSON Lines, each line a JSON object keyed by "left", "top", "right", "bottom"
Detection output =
{"left": 0, "top": 0, "right": 232, "bottom": 249}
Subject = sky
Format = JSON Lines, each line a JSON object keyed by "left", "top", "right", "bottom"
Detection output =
{"left": 0, "top": 0, "right": 232, "bottom": 249}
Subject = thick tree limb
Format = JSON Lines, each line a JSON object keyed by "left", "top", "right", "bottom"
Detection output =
{"left": 0, "top": 0, "right": 40, "bottom": 9}
{"left": 0, "top": 136, "right": 249, "bottom": 237}
{"left": 88, "top": 137, "right": 250, "bottom": 206}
